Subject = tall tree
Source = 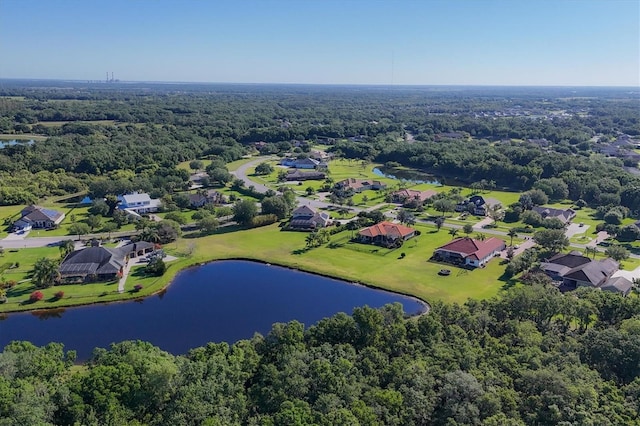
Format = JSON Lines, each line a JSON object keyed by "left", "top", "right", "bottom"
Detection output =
{"left": 32, "top": 257, "right": 60, "bottom": 288}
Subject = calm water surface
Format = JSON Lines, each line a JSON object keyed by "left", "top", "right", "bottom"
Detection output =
{"left": 0, "top": 261, "right": 425, "bottom": 360}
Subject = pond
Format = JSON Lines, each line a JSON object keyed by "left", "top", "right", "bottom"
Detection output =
{"left": 0, "top": 261, "right": 426, "bottom": 361}
{"left": 372, "top": 166, "right": 443, "bottom": 185}
{"left": 0, "top": 139, "right": 35, "bottom": 148}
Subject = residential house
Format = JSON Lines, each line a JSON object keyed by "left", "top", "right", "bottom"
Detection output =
{"left": 357, "top": 221, "right": 415, "bottom": 247}
{"left": 532, "top": 206, "right": 576, "bottom": 224}
{"left": 285, "top": 169, "right": 326, "bottom": 181}
{"left": 390, "top": 189, "right": 437, "bottom": 204}
{"left": 335, "top": 178, "right": 387, "bottom": 193}
{"left": 13, "top": 205, "right": 65, "bottom": 231}
{"left": 117, "top": 192, "right": 162, "bottom": 217}
{"left": 455, "top": 195, "right": 487, "bottom": 216}
{"left": 288, "top": 205, "right": 331, "bottom": 230}
{"left": 540, "top": 251, "right": 625, "bottom": 294}
{"left": 433, "top": 237, "right": 506, "bottom": 268}
{"left": 280, "top": 157, "right": 323, "bottom": 169}
{"left": 188, "top": 190, "right": 227, "bottom": 208}
{"left": 59, "top": 241, "right": 156, "bottom": 283}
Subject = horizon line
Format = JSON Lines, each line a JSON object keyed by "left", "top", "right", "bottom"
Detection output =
{"left": 0, "top": 77, "right": 639, "bottom": 90}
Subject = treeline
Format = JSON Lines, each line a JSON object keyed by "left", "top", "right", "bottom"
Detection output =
{"left": 3, "top": 286, "right": 640, "bottom": 425}
{"left": 0, "top": 83, "right": 638, "bottom": 206}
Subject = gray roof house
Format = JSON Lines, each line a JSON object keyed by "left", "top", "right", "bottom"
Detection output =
{"left": 288, "top": 205, "right": 331, "bottom": 230}
{"left": 532, "top": 206, "right": 576, "bottom": 224}
{"left": 59, "top": 241, "right": 155, "bottom": 283}
{"left": 540, "top": 251, "right": 626, "bottom": 295}
{"left": 13, "top": 205, "right": 65, "bottom": 231}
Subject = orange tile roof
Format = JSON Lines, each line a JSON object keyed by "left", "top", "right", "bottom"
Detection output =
{"left": 358, "top": 221, "right": 415, "bottom": 239}
{"left": 437, "top": 237, "right": 505, "bottom": 260}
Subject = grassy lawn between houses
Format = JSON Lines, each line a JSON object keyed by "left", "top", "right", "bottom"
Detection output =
{"left": 0, "top": 222, "right": 516, "bottom": 313}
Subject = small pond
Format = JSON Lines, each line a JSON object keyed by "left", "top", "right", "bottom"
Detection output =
{"left": 372, "top": 166, "right": 443, "bottom": 185}
{"left": 0, "top": 261, "right": 426, "bottom": 361}
{"left": 0, "top": 139, "right": 35, "bottom": 149}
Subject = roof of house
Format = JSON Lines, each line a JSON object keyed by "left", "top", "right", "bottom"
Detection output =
{"left": 437, "top": 237, "right": 505, "bottom": 260}
{"left": 20, "top": 205, "right": 64, "bottom": 223}
{"left": 358, "top": 221, "right": 415, "bottom": 239}
{"left": 532, "top": 206, "right": 576, "bottom": 223}
{"left": 601, "top": 276, "right": 633, "bottom": 295}
{"left": 120, "top": 193, "right": 152, "bottom": 204}
{"left": 392, "top": 189, "right": 437, "bottom": 202}
{"left": 59, "top": 246, "right": 125, "bottom": 276}
{"left": 563, "top": 258, "right": 619, "bottom": 286}
{"left": 292, "top": 205, "right": 316, "bottom": 217}
{"left": 337, "top": 178, "right": 386, "bottom": 190}
{"left": 546, "top": 251, "right": 591, "bottom": 268}
{"left": 188, "top": 193, "right": 207, "bottom": 203}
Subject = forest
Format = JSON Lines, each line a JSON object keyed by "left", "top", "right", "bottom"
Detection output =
{"left": 0, "top": 81, "right": 638, "bottom": 207}
{"left": 3, "top": 286, "right": 640, "bottom": 425}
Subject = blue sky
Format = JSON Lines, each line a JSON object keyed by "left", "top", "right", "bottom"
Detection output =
{"left": 1, "top": 0, "right": 638, "bottom": 86}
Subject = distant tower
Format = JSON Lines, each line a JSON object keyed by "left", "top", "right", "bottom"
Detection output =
{"left": 111, "top": 72, "right": 114, "bottom": 82}
{"left": 106, "top": 71, "right": 109, "bottom": 83}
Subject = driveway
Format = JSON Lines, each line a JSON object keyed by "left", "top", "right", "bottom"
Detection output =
{"left": 565, "top": 223, "right": 590, "bottom": 239}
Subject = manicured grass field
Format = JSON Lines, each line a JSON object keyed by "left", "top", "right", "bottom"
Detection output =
{"left": 164, "top": 223, "right": 512, "bottom": 305}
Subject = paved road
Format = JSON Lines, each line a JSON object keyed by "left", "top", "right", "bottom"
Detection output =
{"left": 0, "top": 230, "right": 140, "bottom": 249}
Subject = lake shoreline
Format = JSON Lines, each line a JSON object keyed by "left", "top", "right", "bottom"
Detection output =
{"left": 0, "top": 256, "right": 431, "bottom": 317}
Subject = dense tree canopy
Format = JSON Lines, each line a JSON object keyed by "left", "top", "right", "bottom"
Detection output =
{"left": 3, "top": 286, "right": 640, "bottom": 425}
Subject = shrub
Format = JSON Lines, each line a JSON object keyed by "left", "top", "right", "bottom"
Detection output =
{"left": 29, "top": 291, "right": 44, "bottom": 302}
{"left": 55, "top": 291, "right": 64, "bottom": 299}
{"left": 134, "top": 284, "right": 143, "bottom": 292}
{"left": 250, "top": 214, "right": 279, "bottom": 228}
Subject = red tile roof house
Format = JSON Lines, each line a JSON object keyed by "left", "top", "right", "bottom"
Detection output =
{"left": 434, "top": 237, "right": 506, "bottom": 268}
{"left": 357, "top": 221, "right": 416, "bottom": 247}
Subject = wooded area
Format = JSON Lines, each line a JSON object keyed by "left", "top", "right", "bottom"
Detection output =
{"left": 3, "top": 286, "right": 640, "bottom": 425}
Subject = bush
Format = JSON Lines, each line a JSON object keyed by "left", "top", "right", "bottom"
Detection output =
{"left": 133, "top": 284, "right": 143, "bottom": 292}
{"left": 29, "top": 291, "right": 44, "bottom": 302}
{"left": 250, "top": 214, "right": 279, "bottom": 228}
{"left": 55, "top": 291, "right": 64, "bottom": 299}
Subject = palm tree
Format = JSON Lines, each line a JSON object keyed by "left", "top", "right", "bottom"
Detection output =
{"left": 59, "top": 239, "right": 75, "bottom": 259}
{"left": 305, "top": 232, "right": 319, "bottom": 249}
{"left": 434, "top": 216, "right": 445, "bottom": 232}
{"left": 507, "top": 229, "right": 518, "bottom": 247}
{"left": 32, "top": 258, "right": 60, "bottom": 288}
{"left": 584, "top": 246, "right": 597, "bottom": 259}
{"left": 475, "top": 232, "right": 487, "bottom": 241}
{"left": 448, "top": 228, "right": 459, "bottom": 239}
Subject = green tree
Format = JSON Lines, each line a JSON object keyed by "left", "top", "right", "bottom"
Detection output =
{"left": 58, "top": 239, "right": 75, "bottom": 259}
{"left": 397, "top": 209, "right": 415, "bottom": 226}
{"left": 434, "top": 216, "right": 445, "bottom": 231}
{"left": 254, "top": 162, "right": 274, "bottom": 175}
{"left": 448, "top": 228, "right": 459, "bottom": 239}
{"left": 32, "top": 257, "right": 60, "bottom": 288}
{"left": 69, "top": 222, "right": 90, "bottom": 239}
{"left": 584, "top": 246, "right": 597, "bottom": 259}
{"left": 533, "top": 229, "right": 569, "bottom": 253}
{"left": 198, "top": 216, "right": 219, "bottom": 234}
{"left": 233, "top": 199, "right": 258, "bottom": 226}
{"left": 86, "top": 214, "right": 102, "bottom": 231}
{"left": 605, "top": 245, "right": 629, "bottom": 262}
{"left": 189, "top": 159, "right": 204, "bottom": 171}
{"left": 507, "top": 228, "right": 518, "bottom": 246}
{"left": 462, "top": 223, "right": 474, "bottom": 235}
{"left": 433, "top": 199, "right": 456, "bottom": 217}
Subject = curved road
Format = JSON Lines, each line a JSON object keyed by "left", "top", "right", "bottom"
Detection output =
{"left": 3, "top": 156, "right": 635, "bottom": 260}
